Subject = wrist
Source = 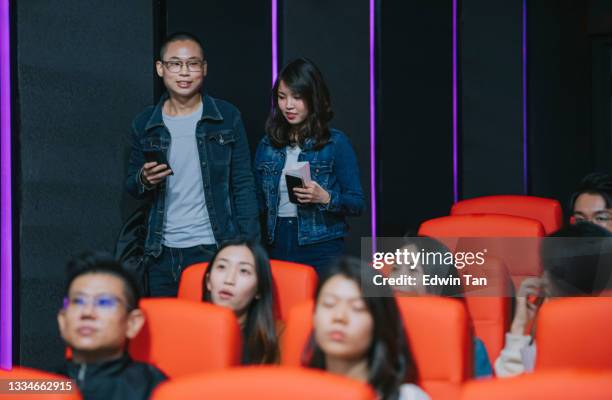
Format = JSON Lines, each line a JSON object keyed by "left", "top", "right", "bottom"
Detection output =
{"left": 322, "top": 190, "right": 331, "bottom": 205}
{"left": 139, "top": 168, "right": 153, "bottom": 188}
{"left": 510, "top": 318, "right": 527, "bottom": 335}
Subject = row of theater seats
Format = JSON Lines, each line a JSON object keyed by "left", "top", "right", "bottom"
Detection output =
{"left": 5, "top": 367, "right": 611, "bottom": 400}
{"left": 418, "top": 195, "right": 564, "bottom": 365}
{"left": 2, "top": 296, "right": 611, "bottom": 399}
{"left": 180, "top": 192, "right": 560, "bottom": 369}
{"left": 1, "top": 195, "right": 607, "bottom": 399}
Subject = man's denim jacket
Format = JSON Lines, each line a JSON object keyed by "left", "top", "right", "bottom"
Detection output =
{"left": 126, "top": 93, "right": 260, "bottom": 257}
{"left": 254, "top": 129, "right": 365, "bottom": 245}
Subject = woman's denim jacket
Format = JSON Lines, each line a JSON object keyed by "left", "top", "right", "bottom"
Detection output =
{"left": 254, "top": 129, "right": 365, "bottom": 245}
{"left": 125, "top": 93, "right": 260, "bottom": 257}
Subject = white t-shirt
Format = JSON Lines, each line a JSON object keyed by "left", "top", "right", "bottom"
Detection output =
{"left": 398, "top": 383, "right": 431, "bottom": 400}
{"left": 277, "top": 145, "right": 302, "bottom": 217}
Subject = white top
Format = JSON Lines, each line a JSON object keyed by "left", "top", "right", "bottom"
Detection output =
{"left": 277, "top": 145, "right": 302, "bottom": 217}
{"left": 494, "top": 333, "right": 537, "bottom": 377}
{"left": 161, "top": 102, "right": 216, "bottom": 247}
{"left": 398, "top": 383, "right": 431, "bottom": 400}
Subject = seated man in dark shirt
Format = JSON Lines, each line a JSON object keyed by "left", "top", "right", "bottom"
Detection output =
{"left": 56, "top": 252, "right": 167, "bottom": 400}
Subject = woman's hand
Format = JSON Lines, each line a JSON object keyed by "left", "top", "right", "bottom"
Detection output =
{"left": 510, "top": 277, "right": 544, "bottom": 335}
{"left": 293, "top": 181, "right": 331, "bottom": 205}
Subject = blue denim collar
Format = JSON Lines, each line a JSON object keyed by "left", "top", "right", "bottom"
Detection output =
{"left": 144, "top": 92, "right": 223, "bottom": 131}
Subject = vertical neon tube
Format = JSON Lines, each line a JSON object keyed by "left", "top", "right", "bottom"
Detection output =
{"left": 452, "top": 0, "right": 459, "bottom": 203}
{"left": 369, "top": 0, "right": 376, "bottom": 253}
{"left": 1, "top": 0, "right": 13, "bottom": 370}
{"left": 522, "top": 0, "right": 528, "bottom": 193}
{"left": 271, "top": 0, "right": 278, "bottom": 84}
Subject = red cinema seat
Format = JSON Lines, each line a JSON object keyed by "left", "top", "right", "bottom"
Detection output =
{"left": 129, "top": 298, "right": 241, "bottom": 378}
{"left": 151, "top": 366, "right": 376, "bottom": 400}
{"left": 461, "top": 257, "right": 513, "bottom": 367}
{"left": 535, "top": 297, "right": 612, "bottom": 371}
{"left": 0, "top": 366, "right": 82, "bottom": 399}
{"left": 281, "top": 297, "right": 471, "bottom": 400}
{"left": 178, "top": 260, "right": 317, "bottom": 322}
{"left": 461, "top": 370, "right": 612, "bottom": 400}
{"left": 451, "top": 195, "right": 563, "bottom": 234}
{"left": 418, "top": 214, "right": 545, "bottom": 288}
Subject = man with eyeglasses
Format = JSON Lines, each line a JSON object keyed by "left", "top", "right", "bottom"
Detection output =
{"left": 125, "top": 32, "right": 260, "bottom": 297}
{"left": 56, "top": 252, "right": 166, "bottom": 400}
{"left": 570, "top": 172, "right": 612, "bottom": 232}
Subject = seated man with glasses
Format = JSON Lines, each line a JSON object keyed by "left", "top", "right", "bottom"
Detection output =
{"left": 570, "top": 172, "right": 612, "bottom": 232}
{"left": 125, "top": 31, "right": 260, "bottom": 297}
{"left": 56, "top": 252, "right": 166, "bottom": 400}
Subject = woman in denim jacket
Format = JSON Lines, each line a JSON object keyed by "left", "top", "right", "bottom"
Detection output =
{"left": 254, "top": 58, "right": 365, "bottom": 275}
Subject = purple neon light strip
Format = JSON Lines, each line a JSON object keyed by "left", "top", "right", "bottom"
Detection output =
{"left": 522, "top": 0, "right": 528, "bottom": 194}
{"left": 271, "top": 0, "right": 278, "bottom": 84}
{"left": 452, "top": 0, "right": 458, "bottom": 203}
{"left": 369, "top": 0, "right": 376, "bottom": 253}
{"left": 1, "top": 0, "right": 13, "bottom": 369}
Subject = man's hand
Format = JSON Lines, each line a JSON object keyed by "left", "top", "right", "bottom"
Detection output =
{"left": 293, "top": 181, "right": 330, "bottom": 204}
{"left": 141, "top": 162, "right": 172, "bottom": 187}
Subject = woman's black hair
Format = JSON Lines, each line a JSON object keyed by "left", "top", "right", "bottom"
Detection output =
{"left": 202, "top": 238, "right": 279, "bottom": 364}
{"left": 265, "top": 58, "right": 333, "bottom": 150}
{"left": 304, "top": 257, "right": 418, "bottom": 400}
{"left": 541, "top": 222, "right": 612, "bottom": 296}
{"left": 399, "top": 236, "right": 463, "bottom": 297}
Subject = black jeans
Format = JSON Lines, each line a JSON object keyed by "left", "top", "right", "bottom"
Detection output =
{"left": 147, "top": 244, "right": 217, "bottom": 297}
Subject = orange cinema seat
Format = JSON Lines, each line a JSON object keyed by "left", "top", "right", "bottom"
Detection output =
{"left": 418, "top": 214, "right": 545, "bottom": 288}
{"left": 461, "top": 370, "right": 612, "bottom": 400}
{"left": 281, "top": 297, "right": 471, "bottom": 400}
{"left": 461, "top": 257, "right": 513, "bottom": 366}
{"left": 451, "top": 195, "right": 563, "bottom": 234}
{"left": 151, "top": 366, "right": 376, "bottom": 400}
{"left": 535, "top": 297, "right": 612, "bottom": 371}
{"left": 178, "top": 260, "right": 317, "bottom": 321}
{"left": 129, "top": 298, "right": 241, "bottom": 378}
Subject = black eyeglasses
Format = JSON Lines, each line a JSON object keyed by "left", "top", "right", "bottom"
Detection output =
{"left": 161, "top": 60, "right": 206, "bottom": 73}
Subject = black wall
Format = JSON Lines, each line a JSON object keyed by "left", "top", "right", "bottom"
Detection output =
{"left": 15, "top": 0, "right": 154, "bottom": 369}
{"left": 461, "top": 0, "right": 524, "bottom": 198}
{"left": 166, "top": 0, "right": 272, "bottom": 155}
{"left": 378, "top": 1, "right": 454, "bottom": 236}
{"left": 282, "top": 0, "right": 372, "bottom": 255}
{"left": 529, "top": 0, "right": 612, "bottom": 212}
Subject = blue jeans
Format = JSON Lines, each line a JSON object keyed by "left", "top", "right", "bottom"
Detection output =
{"left": 148, "top": 244, "right": 217, "bottom": 297}
{"left": 269, "top": 218, "right": 344, "bottom": 276}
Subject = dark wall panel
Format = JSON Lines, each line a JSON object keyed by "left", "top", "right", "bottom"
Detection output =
{"left": 166, "top": 0, "right": 272, "bottom": 155}
{"left": 282, "top": 0, "right": 371, "bottom": 254}
{"left": 16, "top": 0, "right": 154, "bottom": 369}
{"left": 528, "top": 0, "right": 590, "bottom": 210}
{"left": 379, "top": 1, "right": 454, "bottom": 235}
{"left": 461, "top": 0, "right": 524, "bottom": 198}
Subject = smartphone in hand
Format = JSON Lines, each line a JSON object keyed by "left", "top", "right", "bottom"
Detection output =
{"left": 286, "top": 175, "right": 305, "bottom": 204}
{"left": 143, "top": 150, "right": 173, "bottom": 175}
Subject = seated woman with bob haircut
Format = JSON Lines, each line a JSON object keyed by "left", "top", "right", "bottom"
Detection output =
{"left": 202, "top": 238, "right": 280, "bottom": 364}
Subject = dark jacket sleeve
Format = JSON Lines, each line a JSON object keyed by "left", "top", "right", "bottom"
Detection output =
{"left": 125, "top": 118, "right": 151, "bottom": 200}
{"left": 230, "top": 111, "right": 261, "bottom": 242}
{"left": 253, "top": 139, "right": 266, "bottom": 215}
{"left": 320, "top": 133, "right": 366, "bottom": 216}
